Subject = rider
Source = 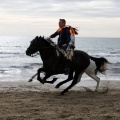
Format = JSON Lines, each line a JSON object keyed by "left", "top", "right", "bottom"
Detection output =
{"left": 49, "top": 19, "right": 71, "bottom": 51}
{"left": 48, "top": 19, "right": 71, "bottom": 74}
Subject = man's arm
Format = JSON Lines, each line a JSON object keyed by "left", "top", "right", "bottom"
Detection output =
{"left": 50, "top": 31, "right": 59, "bottom": 38}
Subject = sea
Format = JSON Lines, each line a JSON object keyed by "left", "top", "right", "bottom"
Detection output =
{"left": 0, "top": 36, "right": 120, "bottom": 86}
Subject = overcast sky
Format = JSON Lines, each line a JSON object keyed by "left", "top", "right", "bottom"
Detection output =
{"left": 0, "top": 0, "right": 120, "bottom": 38}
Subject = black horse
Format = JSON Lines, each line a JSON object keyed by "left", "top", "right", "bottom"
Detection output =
{"left": 26, "top": 36, "right": 90, "bottom": 95}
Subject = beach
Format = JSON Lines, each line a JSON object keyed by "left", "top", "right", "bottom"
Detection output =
{"left": 0, "top": 80, "right": 120, "bottom": 120}
{"left": 0, "top": 36, "right": 120, "bottom": 119}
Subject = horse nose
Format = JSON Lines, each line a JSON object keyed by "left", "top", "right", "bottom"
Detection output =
{"left": 26, "top": 50, "right": 28, "bottom": 55}
{"left": 26, "top": 50, "right": 30, "bottom": 56}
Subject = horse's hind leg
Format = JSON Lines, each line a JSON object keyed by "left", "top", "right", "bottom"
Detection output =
{"left": 60, "top": 70, "right": 83, "bottom": 95}
{"left": 92, "top": 75, "right": 100, "bottom": 91}
{"left": 86, "top": 72, "right": 100, "bottom": 91}
{"left": 55, "top": 70, "right": 74, "bottom": 88}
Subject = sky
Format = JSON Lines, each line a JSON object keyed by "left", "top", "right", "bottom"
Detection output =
{"left": 0, "top": 0, "right": 120, "bottom": 38}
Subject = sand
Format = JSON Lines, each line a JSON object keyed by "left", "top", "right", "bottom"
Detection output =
{"left": 0, "top": 80, "right": 120, "bottom": 120}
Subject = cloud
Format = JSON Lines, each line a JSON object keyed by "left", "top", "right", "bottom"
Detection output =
{"left": 0, "top": 0, "right": 120, "bottom": 37}
{"left": 0, "top": 0, "right": 120, "bottom": 18}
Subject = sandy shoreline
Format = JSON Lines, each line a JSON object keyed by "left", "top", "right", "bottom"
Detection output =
{"left": 0, "top": 80, "right": 120, "bottom": 93}
{"left": 0, "top": 80, "right": 120, "bottom": 120}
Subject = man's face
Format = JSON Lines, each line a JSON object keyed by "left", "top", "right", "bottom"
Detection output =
{"left": 59, "top": 20, "right": 65, "bottom": 28}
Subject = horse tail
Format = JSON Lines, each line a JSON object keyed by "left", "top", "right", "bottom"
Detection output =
{"left": 90, "top": 56, "right": 109, "bottom": 75}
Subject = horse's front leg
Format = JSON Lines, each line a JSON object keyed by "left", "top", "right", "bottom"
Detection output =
{"left": 37, "top": 67, "right": 57, "bottom": 84}
{"left": 28, "top": 73, "right": 37, "bottom": 82}
{"left": 42, "top": 74, "right": 58, "bottom": 84}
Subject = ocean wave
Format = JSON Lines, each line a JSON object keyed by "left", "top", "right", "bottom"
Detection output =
{"left": 113, "top": 62, "right": 120, "bottom": 66}
{"left": 0, "top": 63, "right": 40, "bottom": 69}
{"left": 110, "top": 68, "right": 120, "bottom": 74}
{"left": 0, "top": 55, "right": 25, "bottom": 58}
{"left": 10, "top": 65, "right": 33, "bottom": 69}
{"left": 0, "top": 70, "right": 7, "bottom": 73}
{"left": 90, "top": 54, "right": 120, "bottom": 58}
{"left": 0, "top": 52, "right": 24, "bottom": 55}
{"left": 0, "top": 46, "right": 21, "bottom": 48}
{"left": 110, "top": 51, "right": 119, "bottom": 54}
{"left": 30, "top": 63, "right": 42, "bottom": 66}
{"left": 9, "top": 63, "right": 42, "bottom": 69}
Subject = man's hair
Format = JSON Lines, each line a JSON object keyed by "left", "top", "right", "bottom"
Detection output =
{"left": 59, "top": 19, "right": 66, "bottom": 24}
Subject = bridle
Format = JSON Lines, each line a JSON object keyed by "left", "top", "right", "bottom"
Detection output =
{"left": 31, "top": 52, "right": 40, "bottom": 57}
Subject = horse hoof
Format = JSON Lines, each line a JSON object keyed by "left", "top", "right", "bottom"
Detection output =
{"left": 42, "top": 81, "right": 44, "bottom": 84}
{"left": 37, "top": 78, "right": 44, "bottom": 84}
{"left": 28, "top": 79, "right": 32, "bottom": 82}
{"left": 55, "top": 85, "right": 59, "bottom": 89}
{"left": 59, "top": 92, "right": 64, "bottom": 96}
{"left": 39, "top": 80, "right": 44, "bottom": 84}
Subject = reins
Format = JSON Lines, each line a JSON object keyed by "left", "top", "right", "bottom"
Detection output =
{"left": 31, "top": 47, "right": 54, "bottom": 49}
{"left": 31, "top": 52, "right": 39, "bottom": 57}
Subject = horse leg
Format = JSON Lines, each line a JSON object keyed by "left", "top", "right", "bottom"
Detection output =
{"left": 29, "top": 71, "right": 57, "bottom": 84}
{"left": 42, "top": 74, "right": 57, "bottom": 84}
{"left": 85, "top": 59, "right": 100, "bottom": 91}
{"left": 60, "top": 70, "right": 83, "bottom": 95}
{"left": 86, "top": 72, "right": 100, "bottom": 91}
{"left": 28, "top": 73, "right": 37, "bottom": 82}
{"left": 43, "top": 77, "right": 58, "bottom": 84}
{"left": 55, "top": 70, "right": 74, "bottom": 88}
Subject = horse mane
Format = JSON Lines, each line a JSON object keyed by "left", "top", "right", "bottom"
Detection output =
{"left": 38, "top": 36, "right": 60, "bottom": 51}
{"left": 38, "top": 36, "right": 54, "bottom": 47}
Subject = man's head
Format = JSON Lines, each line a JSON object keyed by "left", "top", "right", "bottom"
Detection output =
{"left": 59, "top": 19, "right": 66, "bottom": 28}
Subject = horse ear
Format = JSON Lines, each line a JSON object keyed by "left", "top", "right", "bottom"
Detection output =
{"left": 35, "top": 36, "right": 38, "bottom": 39}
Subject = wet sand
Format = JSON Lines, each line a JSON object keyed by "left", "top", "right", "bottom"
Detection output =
{"left": 0, "top": 80, "right": 120, "bottom": 120}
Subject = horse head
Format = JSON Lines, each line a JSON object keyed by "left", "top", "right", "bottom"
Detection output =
{"left": 26, "top": 35, "right": 55, "bottom": 57}
{"left": 26, "top": 36, "right": 40, "bottom": 56}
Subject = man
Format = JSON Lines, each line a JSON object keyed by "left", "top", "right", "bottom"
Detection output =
{"left": 48, "top": 19, "right": 71, "bottom": 74}
{"left": 49, "top": 19, "right": 71, "bottom": 51}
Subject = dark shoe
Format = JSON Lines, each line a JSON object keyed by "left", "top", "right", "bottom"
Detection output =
{"left": 64, "top": 68, "right": 70, "bottom": 75}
